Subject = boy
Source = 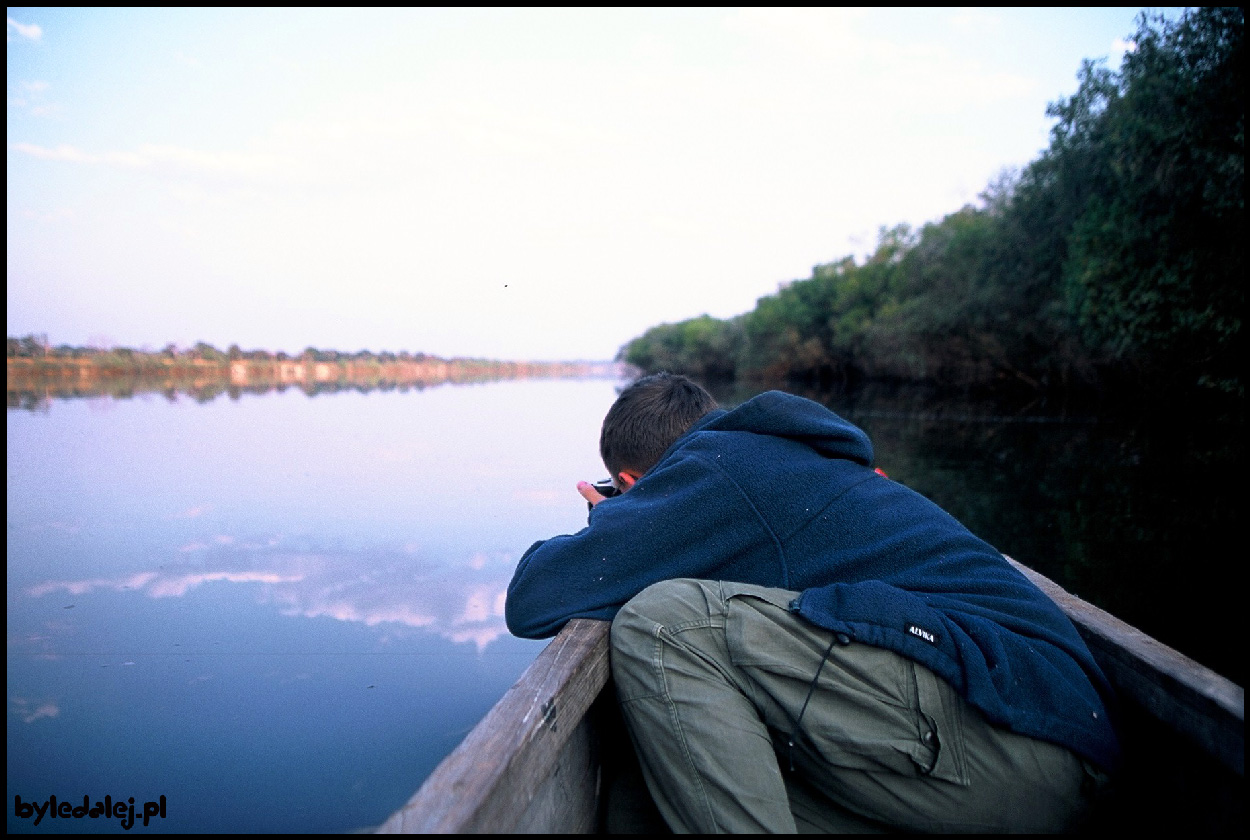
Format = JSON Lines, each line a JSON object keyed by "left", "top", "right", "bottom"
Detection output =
{"left": 506, "top": 373, "right": 1117, "bottom": 832}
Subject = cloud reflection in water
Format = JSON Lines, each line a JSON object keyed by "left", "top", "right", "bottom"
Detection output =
{"left": 24, "top": 538, "right": 518, "bottom": 652}
{"left": 9, "top": 696, "right": 61, "bottom": 724}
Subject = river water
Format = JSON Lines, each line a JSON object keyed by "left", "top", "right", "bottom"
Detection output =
{"left": 7, "top": 375, "right": 1242, "bottom": 832}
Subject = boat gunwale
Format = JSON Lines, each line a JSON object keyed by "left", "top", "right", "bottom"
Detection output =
{"left": 376, "top": 618, "right": 611, "bottom": 833}
{"left": 378, "top": 559, "right": 1243, "bottom": 833}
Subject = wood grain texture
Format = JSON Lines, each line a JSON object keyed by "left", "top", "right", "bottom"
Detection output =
{"left": 376, "top": 618, "right": 610, "bottom": 833}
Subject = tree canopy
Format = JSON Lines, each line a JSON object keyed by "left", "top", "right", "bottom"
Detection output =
{"left": 620, "top": 8, "right": 1243, "bottom": 400}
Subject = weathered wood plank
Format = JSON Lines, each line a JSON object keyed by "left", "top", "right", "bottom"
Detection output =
{"left": 512, "top": 712, "right": 601, "bottom": 833}
{"left": 1005, "top": 556, "right": 1244, "bottom": 775}
{"left": 376, "top": 618, "right": 611, "bottom": 833}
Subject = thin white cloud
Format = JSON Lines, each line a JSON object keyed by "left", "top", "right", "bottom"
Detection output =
{"left": 13, "top": 142, "right": 140, "bottom": 166}
{"left": 7, "top": 17, "right": 43, "bottom": 42}
{"left": 724, "top": 7, "right": 1033, "bottom": 113}
{"left": 19, "top": 207, "right": 74, "bottom": 222}
{"left": 9, "top": 696, "right": 60, "bottom": 724}
{"left": 949, "top": 8, "right": 1003, "bottom": 33}
{"left": 454, "top": 583, "right": 505, "bottom": 625}
{"left": 725, "top": 6, "right": 867, "bottom": 46}
{"left": 12, "top": 141, "right": 286, "bottom": 180}
{"left": 8, "top": 80, "right": 56, "bottom": 117}
{"left": 26, "top": 571, "right": 160, "bottom": 597}
{"left": 281, "top": 599, "right": 437, "bottom": 629}
{"left": 25, "top": 520, "right": 82, "bottom": 534}
{"left": 22, "top": 543, "right": 519, "bottom": 652}
{"left": 147, "top": 570, "right": 306, "bottom": 597}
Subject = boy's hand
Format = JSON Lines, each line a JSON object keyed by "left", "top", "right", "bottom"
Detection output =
{"left": 577, "top": 481, "right": 608, "bottom": 507}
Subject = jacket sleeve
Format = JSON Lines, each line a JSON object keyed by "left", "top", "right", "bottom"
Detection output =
{"left": 504, "top": 448, "right": 776, "bottom": 638}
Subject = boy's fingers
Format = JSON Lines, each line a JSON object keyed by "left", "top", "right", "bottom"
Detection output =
{"left": 577, "top": 481, "right": 607, "bottom": 506}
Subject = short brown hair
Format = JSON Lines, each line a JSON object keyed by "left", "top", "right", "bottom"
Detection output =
{"left": 599, "top": 372, "right": 718, "bottom": 479}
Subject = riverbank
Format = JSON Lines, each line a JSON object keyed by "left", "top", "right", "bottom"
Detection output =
{"left": 7, "top": 355, "right": 627, "bottom": 408}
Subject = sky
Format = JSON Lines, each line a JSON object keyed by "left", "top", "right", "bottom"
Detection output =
{"left": 7, "top": 8, "right": 1181, "bottom": 362}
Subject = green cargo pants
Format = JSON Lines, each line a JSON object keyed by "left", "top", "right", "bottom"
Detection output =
{"left": 609, "top": 579, "right": 1099, "bottom": 833}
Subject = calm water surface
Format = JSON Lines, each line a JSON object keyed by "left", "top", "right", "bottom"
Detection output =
{"left": 8, "top": 376, "right": 1241, "bottom": 833}
{"left": 8, "top": 378, "right": 618, "bottom": 833}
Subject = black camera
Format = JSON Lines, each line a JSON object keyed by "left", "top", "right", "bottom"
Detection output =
{"left": 591, "top": 479, "right": 621, "bottom": 498}
{"left": 587, "top": 479, "right": 620, "bottom": 510}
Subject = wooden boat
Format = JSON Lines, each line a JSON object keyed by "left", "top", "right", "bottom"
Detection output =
{"left": 376, "top": 558, "right": 1244, "bottom": 833}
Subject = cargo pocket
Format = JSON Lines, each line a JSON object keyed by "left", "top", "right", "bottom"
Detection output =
{"left": 911, "top": 660, "right": 970, "bottom": 785}
{"left": 724, "top": 589, "right": 935, "bottom": 778}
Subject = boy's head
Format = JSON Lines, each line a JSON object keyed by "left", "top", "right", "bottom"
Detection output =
{"left": 599, "top": 372, "right": 718, "bottom": 485}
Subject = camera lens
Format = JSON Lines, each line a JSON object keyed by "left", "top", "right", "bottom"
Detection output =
{"left": 587, "top": 479, "right": 620, "bottom": 510}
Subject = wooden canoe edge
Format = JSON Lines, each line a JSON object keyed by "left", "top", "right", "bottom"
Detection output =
{"left": 378, "top": 558, "right": 1243, "bottom": 834}
{"left": 1004, "top": 556, "right": 1244, "bottom": 775}
{"left": 376, "top": 618, "right": 611, "bottom": 833}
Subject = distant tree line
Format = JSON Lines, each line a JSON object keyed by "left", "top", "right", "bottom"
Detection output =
{"left": 621, "top": 8, "right": 1243, "bottom": 400}
{"left": 6, "top": 336, "right": 445, "bottom": 366}
{"left": 7, "top": 336, "right": 615, "bottom": 408}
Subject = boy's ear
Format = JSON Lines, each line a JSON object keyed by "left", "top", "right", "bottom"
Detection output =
{"left": 617, "top": 470, "right": 642, "bottom": 490}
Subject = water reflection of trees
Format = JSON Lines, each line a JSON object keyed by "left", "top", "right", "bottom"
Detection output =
{"left": 860, "top": 396, "right": 1240, "bottom": 686}
{"left": 7, "top": 365, "right": 622, "bottom": 410}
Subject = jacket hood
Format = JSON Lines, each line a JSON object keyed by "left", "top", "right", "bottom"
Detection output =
{"left": 700, "top": 391, "right": 874, "bottom": 466}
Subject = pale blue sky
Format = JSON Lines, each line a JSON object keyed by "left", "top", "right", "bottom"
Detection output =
{"left": 7, "top": 8, "right": 1179, "bottom": 361}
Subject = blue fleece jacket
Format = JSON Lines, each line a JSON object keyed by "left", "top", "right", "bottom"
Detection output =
{"left": 505, "top": 390, "right": 1120, "bottom": 771}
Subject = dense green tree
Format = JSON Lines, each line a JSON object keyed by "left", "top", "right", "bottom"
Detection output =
{"left": 191, "top": 341, "right": 225, "bottom": 362}
{"left": 1054, "top": 7, "right": 1243, "bottom": 392}
{"left": 8, "top": 334, "right": 49, "bottom": 358}
{"left": 620, "top": 8, "right": 1242, "bottom": 400}
{"left": 619, "top": 314, "right": 740, "bottom": 381}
